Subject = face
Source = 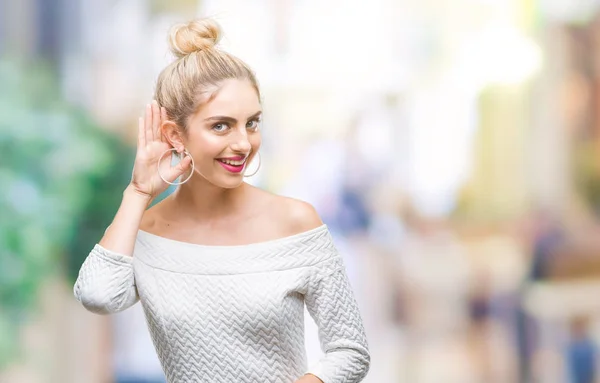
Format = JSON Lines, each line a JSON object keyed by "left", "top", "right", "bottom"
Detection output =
{"left": 166, "top": 78, "right": 262, "bottom": 189}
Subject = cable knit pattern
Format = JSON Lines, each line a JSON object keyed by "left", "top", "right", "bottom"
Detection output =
{"left": 73, "top": 244, "right": 139, "bottom": 314}
{"left": 73, "top": 224, "right": 370, "bottom": 383}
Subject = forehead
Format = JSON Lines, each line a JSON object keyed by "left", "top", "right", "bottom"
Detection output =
{"left": 197, "top": 79, "right": 260, "bottom": 117}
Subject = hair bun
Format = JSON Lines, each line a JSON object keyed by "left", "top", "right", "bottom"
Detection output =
{"left": 168, "top": 18, "right": 222, "bottom": 59}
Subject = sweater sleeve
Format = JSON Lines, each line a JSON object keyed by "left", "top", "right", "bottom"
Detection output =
{"left": 73, "top": 244, "right": 139, "bottom": 315}
{"left": 303, "top": 252, "right": 371, "bottom": 383}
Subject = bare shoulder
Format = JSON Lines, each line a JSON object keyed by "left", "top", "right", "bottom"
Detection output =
{"left": 273, "top": 195, "right": 324, "bottom": 235}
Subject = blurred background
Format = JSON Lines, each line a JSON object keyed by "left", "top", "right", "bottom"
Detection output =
{"left": 3, "top": 0, "right": 600, "bottom": 382}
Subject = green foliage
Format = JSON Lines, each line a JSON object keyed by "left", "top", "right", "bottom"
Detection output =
{"left": 0, "top": 57, "right": 135, "bottom": 369}
{"left": 574, "top": 141, "right": 600, "bottom": 215}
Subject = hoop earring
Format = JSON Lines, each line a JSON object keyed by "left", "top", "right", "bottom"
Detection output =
{"left": 243, "top": 152, "right": 261, "bottom": 177}
{"left": 157, "top": 148, "right": 195, "bottom": 185}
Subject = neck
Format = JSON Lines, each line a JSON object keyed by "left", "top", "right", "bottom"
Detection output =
{"left": 165, "top": 176, "right": 251, "bottom": 225}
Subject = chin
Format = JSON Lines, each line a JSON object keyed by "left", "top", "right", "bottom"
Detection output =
{"left": 207, "top": 161, "right": 251, "bottom": 188}
{"left": 191, "top": 163, "right": 246, "bottom": 189}
{"left": 221, "top": 179, "right": 245, "bottom": 189}
{"left": 208, "top": 175, "right": 246, "bottom": 189}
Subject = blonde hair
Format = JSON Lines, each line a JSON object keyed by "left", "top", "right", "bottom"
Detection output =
{"left": 154, "top": 18, "right": 260, "bottom": 132}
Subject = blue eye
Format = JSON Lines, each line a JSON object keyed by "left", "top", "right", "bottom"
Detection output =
{"left": 213, "top": 123, "right": 228, "bottom": 132}
{"left": 247, "top": 119, "right": 260, "bottom": 130}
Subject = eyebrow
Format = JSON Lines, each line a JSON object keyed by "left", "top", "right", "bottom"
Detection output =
{"left": 204, "top": 111, "right": 262, "bottom": 124}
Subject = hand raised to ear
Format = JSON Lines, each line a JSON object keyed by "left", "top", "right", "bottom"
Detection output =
{"left": 129, "top": 101, "right": 193, "bottom": 199}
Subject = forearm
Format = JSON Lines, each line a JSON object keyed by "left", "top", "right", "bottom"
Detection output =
{"left": 74, "top": 184, "right": 147, "bottom": 314}
{"left": 304, "top": 255, "right": 371, "bottom": 383}
{"left": 98, "top": 184, "right": 152, "bottom": 257}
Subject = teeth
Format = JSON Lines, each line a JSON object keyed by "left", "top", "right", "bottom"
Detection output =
{"left": 220, "top": 159, "right": 245, "bottom": 166}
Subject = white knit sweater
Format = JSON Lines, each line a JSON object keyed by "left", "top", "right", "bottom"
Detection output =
{"left": 73, "top": 224, "right": 371, "bottom": 383}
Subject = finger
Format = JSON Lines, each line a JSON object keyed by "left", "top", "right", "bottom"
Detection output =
{"left": 137, "top": 116, "right": 145, "bottom": 149}
{"left": 160, "top": 106, "right": 167, "bottom": 143}
{"left": 167, "top": 156, "right": 192, "bottom": 183}
{"left": 145, "top": 103, "right": 152, "bottom": 145}
{"left": 152, "top": 100, "right": 160, "bottom": 142}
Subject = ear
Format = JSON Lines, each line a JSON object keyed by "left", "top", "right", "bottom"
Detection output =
{"left": 161, "top": 120, "right": 186, "bottom": 153}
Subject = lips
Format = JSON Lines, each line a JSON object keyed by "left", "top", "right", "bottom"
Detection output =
{"left": 217, "top": 157, "right": 246, "bottom": 166}
{"left": 216, "top": 156, "right": 247, "bottom": 173}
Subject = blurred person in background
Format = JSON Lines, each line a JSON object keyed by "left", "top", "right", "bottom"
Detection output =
{"left": 566, "top": 317, "right": 598, "bottom": 383}
{"left": 72, "top": 17, "right": 370, "bottom": 383}
{"left": 566, "top": 316, "right": 597, "bottom": 383}
{"left": 517, "top": 210, "right": 565, "bottom": 382}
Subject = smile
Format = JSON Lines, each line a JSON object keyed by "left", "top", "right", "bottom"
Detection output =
{"left": 219, "top": 158, "right": 245, "bottom": 166}
{"left": 216, "top": 158, "right": 247, "bottom": 173}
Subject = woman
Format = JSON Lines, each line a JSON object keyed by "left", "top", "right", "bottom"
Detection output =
{"left": 74, "top": 17, "right": 371, "bottom": 383}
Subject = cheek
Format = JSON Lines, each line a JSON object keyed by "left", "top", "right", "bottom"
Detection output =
{"left": 250, "top": 133, "right": 262, "bottom": 148}
{"left": 188, "top": 132, "right": 222, "bottom": 157}
{"left": 202, "top": 135, "right": 225, "bottom": 149}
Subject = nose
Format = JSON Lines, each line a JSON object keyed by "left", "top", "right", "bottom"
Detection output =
{"left": 229, "top": 128, "right": 252, "bottom": 153}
